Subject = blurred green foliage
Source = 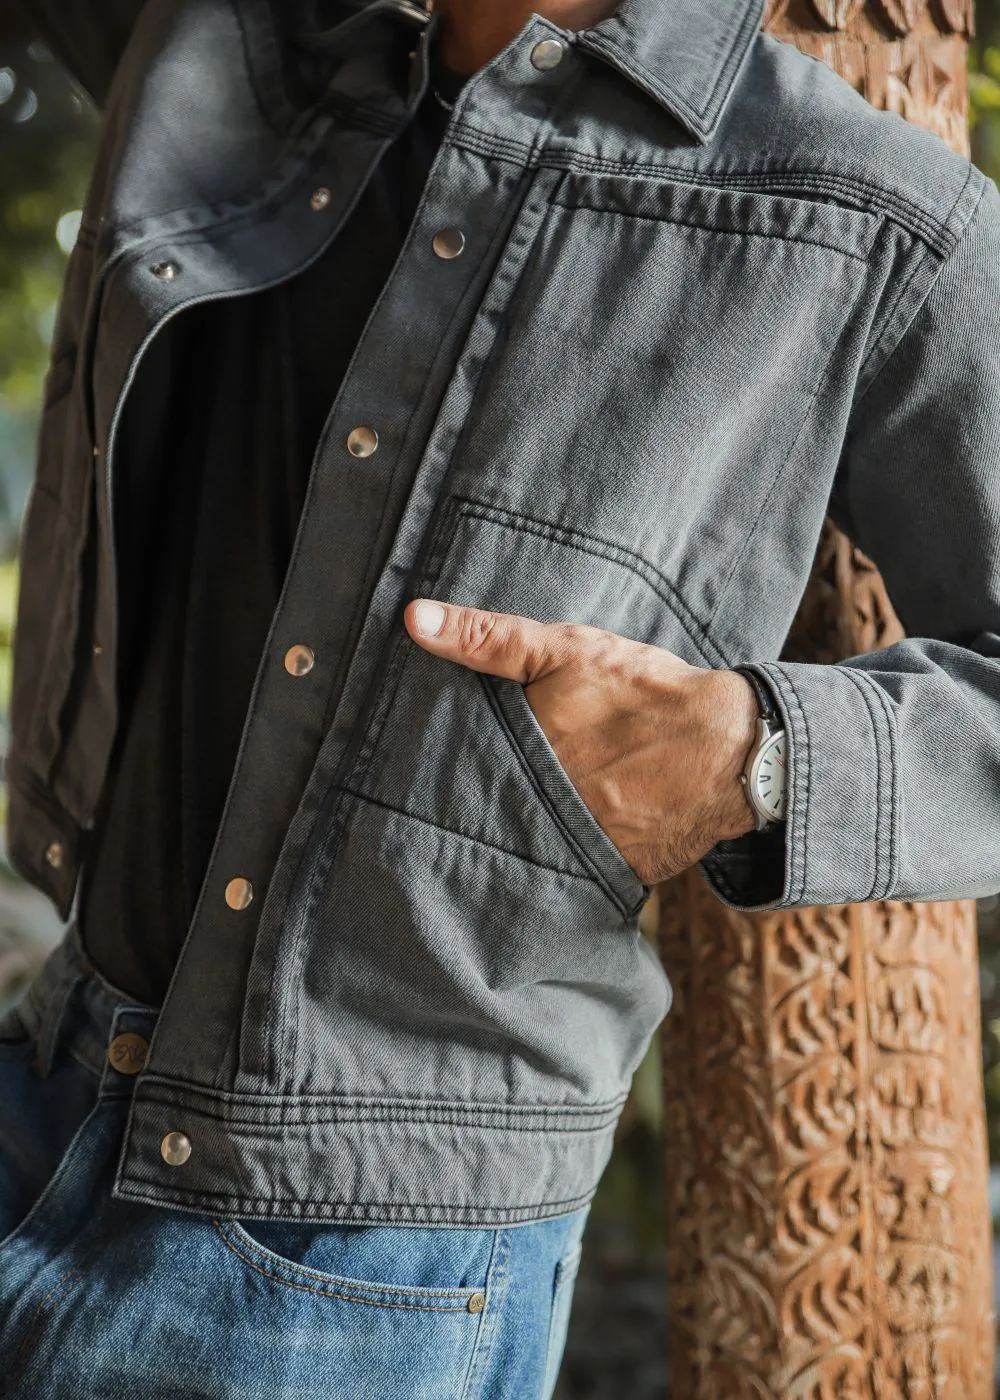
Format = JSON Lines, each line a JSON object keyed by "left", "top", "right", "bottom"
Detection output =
{"left": 0, "top": 41, "right": 97, "bottom": 552}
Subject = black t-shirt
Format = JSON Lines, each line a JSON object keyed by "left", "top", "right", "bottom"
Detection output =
{"left": 77, "top": 46, "right": 467, "bottom": 1006}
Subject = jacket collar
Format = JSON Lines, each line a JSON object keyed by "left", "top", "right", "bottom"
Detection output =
{"left": 249, "top": 0, "right": 766, "bottom": 144}
{"left": 576, "top": 0, "right": 766, "bottom": 143}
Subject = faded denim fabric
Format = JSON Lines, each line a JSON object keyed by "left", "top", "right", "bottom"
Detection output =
{"left": 4, "top": 0, "right": 1000, "bottom": 1224}
{"left": 0, "top": 928, "right": 588, "bottom": 1397}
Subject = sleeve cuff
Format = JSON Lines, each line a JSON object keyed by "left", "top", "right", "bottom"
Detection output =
{"left": 698, "top": 659, "right": 897, "bottom": 912}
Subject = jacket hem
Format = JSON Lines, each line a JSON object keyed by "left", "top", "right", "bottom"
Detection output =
{"left": 111, "top": 1079, "right": 625, "bottom": 1226}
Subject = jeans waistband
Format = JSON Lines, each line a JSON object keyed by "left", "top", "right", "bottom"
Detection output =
{"left": 15, "top": 918, "right": 161, "bottom": 1098}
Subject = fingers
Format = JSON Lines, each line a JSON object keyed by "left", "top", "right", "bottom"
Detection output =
{"left": 404, "top": 599, "right": 574, "bottom": 683}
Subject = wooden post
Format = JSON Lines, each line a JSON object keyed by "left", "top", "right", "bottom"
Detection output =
{"left": 656, "top": 3, "right": 995, "bottom": 1395}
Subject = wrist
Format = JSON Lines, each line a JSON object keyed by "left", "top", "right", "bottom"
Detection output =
{"left": 695, "top": 668, "right": 760, "bottom": 843}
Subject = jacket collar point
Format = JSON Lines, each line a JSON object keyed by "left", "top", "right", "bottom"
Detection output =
{"left": 578, "top": 0, "right": 767, "bottom": 145}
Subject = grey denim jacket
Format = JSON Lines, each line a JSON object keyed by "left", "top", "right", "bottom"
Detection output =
{"left": 6, "top": 0, "right": 1000, "bottom": 1225}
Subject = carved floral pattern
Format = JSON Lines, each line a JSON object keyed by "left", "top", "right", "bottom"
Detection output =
{"left": 657, "top": 3, "right": 993, "bottom": 1395}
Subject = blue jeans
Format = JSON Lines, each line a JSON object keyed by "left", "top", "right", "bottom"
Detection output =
{"left": 0, "top": 931, "right": 589, "bottom": 1398}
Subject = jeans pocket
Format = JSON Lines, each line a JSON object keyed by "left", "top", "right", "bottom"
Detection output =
{"left": 213, "top": 1217, "right": 491, "bottom": 1307}
{"left": 211, "top": 1219, "right": 496, "bottom": 1399}
{"left": 540, "top": 1239, "right": 584, "bottom": 1399}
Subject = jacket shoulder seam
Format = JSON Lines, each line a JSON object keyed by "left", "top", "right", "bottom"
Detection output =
{"left": 853, "top": 169, "right": 988, "bottom": 404}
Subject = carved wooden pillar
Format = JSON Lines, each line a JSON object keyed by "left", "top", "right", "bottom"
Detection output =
{"left": 656, "top": 3, "right": 995, "bottom": 1396}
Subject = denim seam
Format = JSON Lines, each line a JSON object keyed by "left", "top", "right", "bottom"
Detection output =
{"left": 449, "top": 498, "right": 727, "bottom": 667}
{"left": 340, "top": 496, "right": 462, "bottom": 799}
{"left": 479, "top": 679, "right": 637, "bottom": 917}
{"left": 854, "top": 668, "right": 899, "bottom": 900}
{"left": 274, "top": 176, "right": 559, "bottom": 1083}
{"left": 115, "top": 1182, "right": 599, "bottom": 1219}
{"left": 211, "top": 1223, "right": 479, "bottom": 1308}
{"left": 875, "top": 674, "right": 900, "bottom": 898}
{"left": 553, "top": 198, "right": 872, "bottom": 262}
{"left": 343, "top": 785, "right": 596, "bottom": 885}
{"left": 215, "top": 1221, "right": 483, "bottom": 1297}
{"left": 450, "top": 124, "right": 540, "bottom": 168}
{"left": 251, "top": 138, "right": 509, "bottom": 1080}
{"left": 852, "top": 243, "right": 940, "bottom": 403}
{"left": 855, "top": 174, "right": 986, "bottom": 402}
{"left": 463, "top": 1226, "right": 512, "bottom": 1400}
{"left": 258, "top": 118, "right": 446, "bottom": 1073}
{"left": 449, "top": 130, "right": 955, "bottom": 251}
{"left": 760, "top": 662, "right": 811, "bottom": 904}
{"left": 131, "top": 1079, "right": 628, "bottom": 1124}
{"left": 840, "top": 666, "right": 885, "bottom": 901}
{"left": 558, "top": 165, "right": 948, "bottom": 252}
{"left": 940, "top": 157, "right": 987, "bottom": 245}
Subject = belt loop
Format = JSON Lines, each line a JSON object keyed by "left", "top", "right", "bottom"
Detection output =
{"left": 31, "top": 970, "right": 84, "bottom": 1079}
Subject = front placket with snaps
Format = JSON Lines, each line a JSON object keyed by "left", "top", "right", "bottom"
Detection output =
{"left": 111, "top": 17, "right": 582, "bottom": 1213}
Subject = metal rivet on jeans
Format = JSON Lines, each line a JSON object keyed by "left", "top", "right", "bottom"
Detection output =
{"left": 467, "top": 1292, "right": 486, "bottom": 1314}
{"left": 284, "top": 644, "right": 315, "bottom": 677}
{"left": 530, "top": 38, "right": 565, "bottom": 70}
{"left": 150, "top": 260, "right": 179, "bottom": 281}
{"left": 161, "top": 1131, "right": 192, "bottom": 1166}
{"left": 225, "top": 876, "right": 254, "bottom": 910}
{"left": 310, "top": 187, "right": 331, "bottom": 211}
{"left": 347, "top": 426, "right": 379, "bottom": 458}
{"left": 432, "top": 227, "right": 466, "bottom": 260}
{"left": 107, "top": 1032, "right": 149, "bottom": 1075}
{"left": 44, "top": 840, "right": 64, "bottom": 869}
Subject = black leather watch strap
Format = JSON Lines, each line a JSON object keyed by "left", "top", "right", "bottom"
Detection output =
{"left": 732, "top": 665, "right": 780, "bottom": 725}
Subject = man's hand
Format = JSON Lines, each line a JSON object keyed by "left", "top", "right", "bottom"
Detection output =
{"left": 404, "top": 598, "right": 761, "bottom": 886}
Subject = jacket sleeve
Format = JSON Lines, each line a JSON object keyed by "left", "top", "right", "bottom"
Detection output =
{"left": 13, "top": 0, "right": 148, "bottom": 108}
{"left": 700, "top": 170, "right": 1000, "bottom": 912}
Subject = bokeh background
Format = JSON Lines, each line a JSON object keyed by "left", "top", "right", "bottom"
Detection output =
{"left": 4, "top": 8, "right": 1000, "bottom": 1397}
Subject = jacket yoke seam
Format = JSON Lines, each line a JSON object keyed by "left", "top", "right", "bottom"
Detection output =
{"left": 555, "top": 199, "right": 873, "bottom": 262}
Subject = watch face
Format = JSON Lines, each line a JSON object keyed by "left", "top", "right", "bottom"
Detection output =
{"left": 752, "top": 732, "right": 787, "bottom": 823}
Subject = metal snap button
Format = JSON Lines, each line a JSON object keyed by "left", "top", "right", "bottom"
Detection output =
{"left": 347, "top": 426, "right": 379, "bottom": 458}
{"left": 284, "top": 644, "right": 315, "bottom": 677}
{"left": 44, "top": 841, "right": 64, "bottom": 869}
{"left": 160, "top": 1131, "right": 192, "bottom": 1166}
{"left": 107, "top": 1032, "right": 149, "bottom": 1075}
{"left": 225, "top": 876, "right": 254, "bottom": 910}
{"left": 467, "top": 1291, "right": 486, "bottom": 1314}
{"left": 150, "top": 261, "right": 179, "bottom": 280}
{"left": 530, "top": 38, "right": 565, "bottom": 71}
{"left": 432, "top": 227, "right": 466, "bottom": 260}
{"left": 310, "top": 187, "right": 331, "bottom": 211}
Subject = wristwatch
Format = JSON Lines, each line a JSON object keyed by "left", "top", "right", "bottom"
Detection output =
{"left": 733, "top": 666, "right": 788, "bottom": 832}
